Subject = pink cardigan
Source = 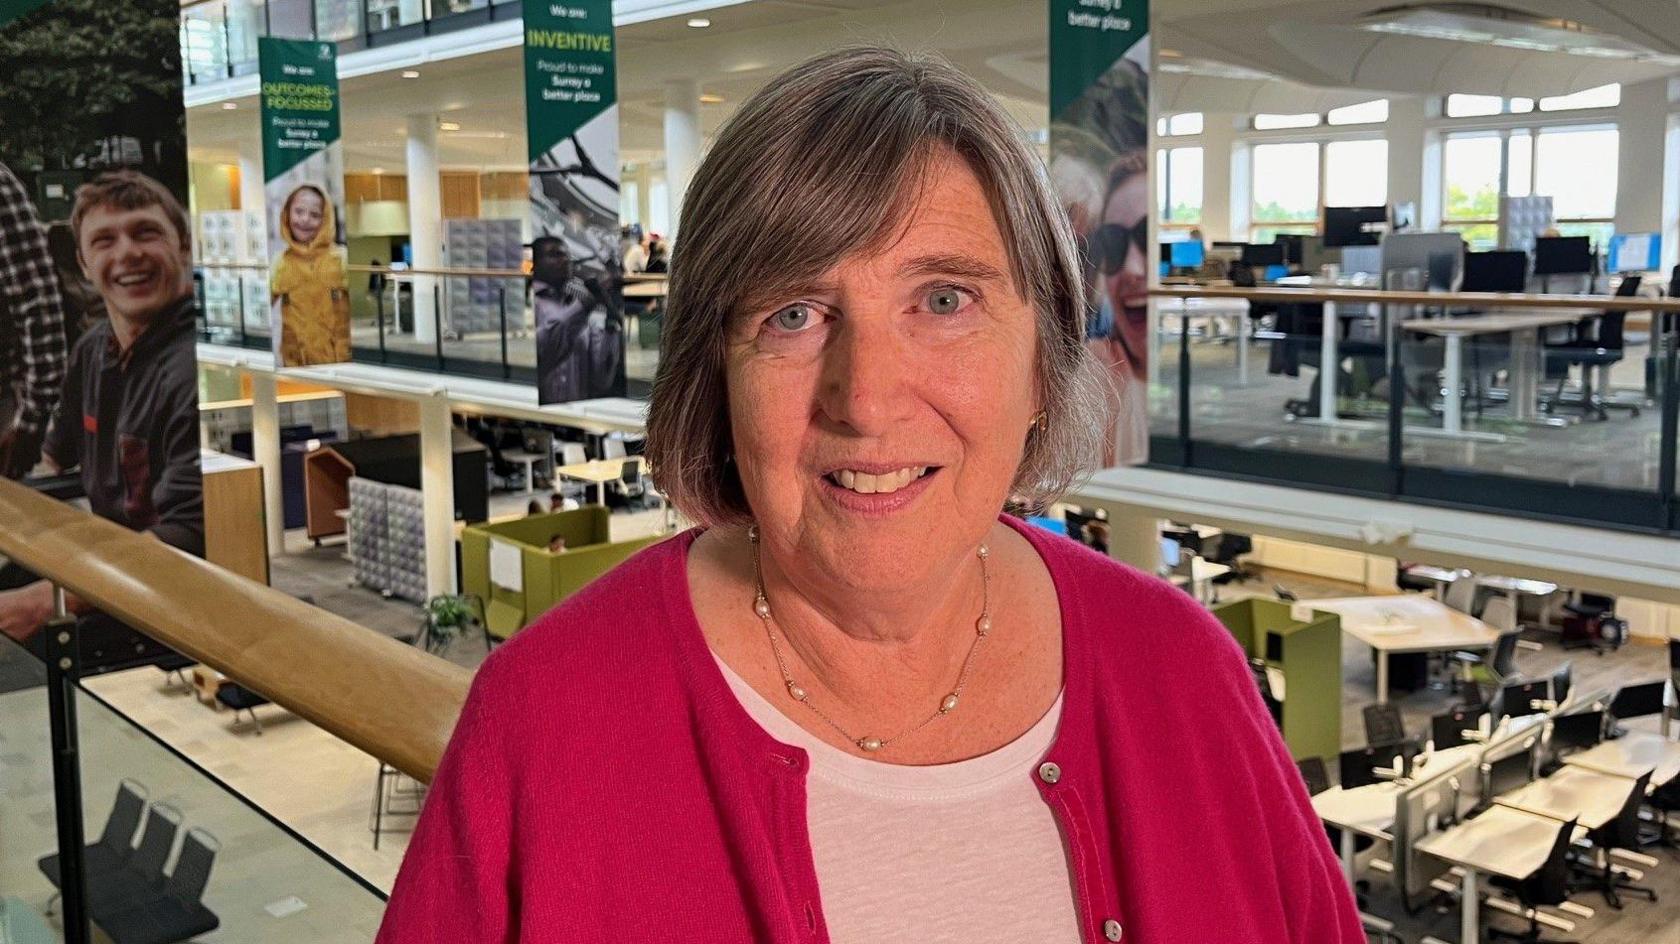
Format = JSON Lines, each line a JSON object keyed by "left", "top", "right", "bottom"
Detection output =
{"left": 377, "top": 519, "right": 1363, "bottom": 942}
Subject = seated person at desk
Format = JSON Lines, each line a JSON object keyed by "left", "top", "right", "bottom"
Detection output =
{"left": 546, "top": 534, "right": 567, "bottom": 554}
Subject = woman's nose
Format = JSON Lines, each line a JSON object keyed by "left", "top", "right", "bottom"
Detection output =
{"left": 817, "top": 316, "right": 909, "bottom": 437}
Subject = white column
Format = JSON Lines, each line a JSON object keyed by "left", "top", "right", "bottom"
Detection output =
{"left": 663, "top": 79, "right": 701, "bottom": 241}
{"left": 418, "top": 393, "right": 457, "bottom": 597}
{"left": 1387, "top": 96, "right": 1427, "bottom": 219}
{"left": 249, "top": 371, "right": 285, "bottom": 557}
{"left": 1228, "top": 141, "right": 1252, "bottom": 240}
{"left": 1104, "top": 505, "right": 1161, "bottom": 574}
{"left": 1198, "top": 115, "right": 1236, "bottom": 242}
{"left": 236, "top": 138, "right": 266, "bottom": 228}
{"left": 636, "top": 163, "right": 653, "bottom": 232}
{"left": 406, "top": 113, "right": 443, "bottom": 344}
{"left": 1615, "top": 78, "right": 1667, "bottom": 236}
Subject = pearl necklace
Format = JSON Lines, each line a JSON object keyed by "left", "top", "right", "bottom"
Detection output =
{"left": 747, "top": 524, "right": 992, "bottom": 753}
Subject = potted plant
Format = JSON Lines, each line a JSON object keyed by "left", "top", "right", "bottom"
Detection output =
{"left": 422, "top": 595, "right": 476, "bottom": 653}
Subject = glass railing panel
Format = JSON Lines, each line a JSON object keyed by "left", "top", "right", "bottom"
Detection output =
{"left": 1145, "top": 302, "right": 1179, "bottom": 444}
{"left": 314, "top": 0, "right": 361, "bottom": 42}
{"left": 0, "top": 636, "right": 61, "bottom": 942}
{"left": 197, "top": 265, "right": 273, "bottom": 351}
{"left": 1177, "top": 294, "right": 1389, "bottom": 462}
{"left": 180, "top": 2, "right": 230, "bottom": 85}
{"left": 225, "top": 0, "right": 266, "bottom": 75}
{"left": 1397, "top": 308, "right": 1664, "bottom": 492}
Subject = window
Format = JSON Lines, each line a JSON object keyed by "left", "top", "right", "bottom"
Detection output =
{"left": 1535, "top": 126, "right": 1617, "bottom": 248}
{"left": 1254, "top": 112, "right": 1321, "bottom": 131}
{"left": 1156, "top": 112, "right": 1204, "bottom": 137}
{"left": 1441, "top": 134, "right": 1502, "bottom": 249}
{"left": 1250, "top": 142, "right": 1319, "bottom": 241}
{"left": 1157, "top": 146, "right": 1203, "bottom": 227}
{"left": 1446, "top": 94, "right": 1502, "bottom": 118}
{"left": 1328, "top": 99, "right": 1389, "bottom": 126}
{"left": 1539, "top": 83, "right": 1619, "bottom": 112}
{"left": 1324, "top": 140, "right": 1388, "bottom": 207}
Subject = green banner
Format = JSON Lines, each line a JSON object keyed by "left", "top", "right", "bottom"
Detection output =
{"left": 259, "top": 36, "right": 349, "bottom": 368}
{"left": 1049, "top": 0, "right": 1150, "bottom": 467}
{"left": 522, "top": 0, "right": 617, "bottom": 162}
{"left": 259, "top": 38, "right": 341, "bottom": 182}
{"left": 523, "top": 0, "right": 626, "bottom": 404}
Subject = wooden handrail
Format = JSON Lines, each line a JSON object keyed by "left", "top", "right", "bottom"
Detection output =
{"left": 1149, "top": 284, "right": 1680, "bottom": 313}
{"left": 0, "top": 478, "right": 471, "bottom": 782}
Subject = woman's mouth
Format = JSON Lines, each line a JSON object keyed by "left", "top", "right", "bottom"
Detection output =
{"left": 823, "top": 465, "right": 934, "bottom": 495}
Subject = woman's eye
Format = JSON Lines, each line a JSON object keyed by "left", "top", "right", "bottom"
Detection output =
{"left": 771, "top": 304, "right": 814, "bottom": 332}
{"left": 926, "top": 287, "right": 967, "bottom": 315}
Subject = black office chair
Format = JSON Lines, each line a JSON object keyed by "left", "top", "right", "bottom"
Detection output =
{"left": 1543, "top": 277, "right": 1641, "bottom": 421}
{"left": 1431, "top": 706, "right": 1488, "bottom": 750}
{"left": 99, "top": 826, "right": 221, "bottom": 944}
{"left": 1451, "top": 629, "right": 1524, "bottom": 698}
{"left": 1362, "top": 704, "right": 1408, "bottom": 746}
{"left": 1295, "top": 757, "right": 1375, "bottom": 888}
{"left": 1562, "top": 592, "right": 1627, "bottom": 654}
{"left": 1208, "top": 532, "right": 1256, "bottom": 585}
{"left": 1572, "top": 770, "right": 1658, "bottom": 909}
{"left": 38, "top": 780, "right": 149, "bottom": 915}
{"left": 1487, "top": 817, "right": 1579, "bottom": 942}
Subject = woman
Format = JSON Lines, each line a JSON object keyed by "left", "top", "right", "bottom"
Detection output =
{"left": 271, "top": 183, "right": 349, "bottom": 366}
{"left": 378, "top": 47, "right": 1360, "bottom": 943}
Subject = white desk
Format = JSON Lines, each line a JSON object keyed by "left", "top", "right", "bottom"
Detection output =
{"left": 1400, "top": 310, "right": 1591, "bottom": 436}
{"left": 1416, "top": 805, "right": 1586, "bottom": 944}
{"left": 1299, "top": 595, "right": 1502, "bottom": 704}
{"left": 1157, "top": 297, "right": 1254, "bottom": 385}
{"left": 1311, "top": 744, "right": 1483, "bottom": 884}
{"left": 502, "top": 449, "right": 548, "bottom": 495}
{"left": 1564, "top": 731, "right": 1680, "bottom": 788}
{"left": 556, "top": 456, "right": 643, "bottom": 506}
{"left": 1495, "top": 764, "right": 1636, "bottom": 830}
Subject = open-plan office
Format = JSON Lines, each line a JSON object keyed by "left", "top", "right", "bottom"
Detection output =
{"left": 2, "top": 1, "right": 1678, "bottom": 943}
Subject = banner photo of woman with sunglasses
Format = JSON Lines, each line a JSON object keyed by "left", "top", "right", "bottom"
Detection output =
{"left": 1048, "top": 3, "right": 1150, "bottom": 466}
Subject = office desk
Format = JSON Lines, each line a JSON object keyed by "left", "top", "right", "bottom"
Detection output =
{"left": 623, "top": 282, "right": 667, "bottom": 299}
{"left": 502, "top": 449, "right": 549, "bottom": 495}
{"left": 1565, "top": 731, "right": 1680, "bottom": 787}
{"left": 1416, "top": 805, "right": 1586, "bottom": 944}
{"left": 1156, "top": 297, "right": 1254, "bottom": 384}
{"left": 1312, "top": 744, "right": 1483, "bottom": 884}
{"left": 1476, "top": 574, "right": 1560, "bottom": 619}
{"left": 1300, "top": 595, "right": 1500, "bottom": 704}
{"left": 556, "top": 457, "right": 643, "bottom": 506}
{"left": 1496, "top": 764, "right": 1635, "bottom": 830}
{"left": 1400, "top": 310, "right": 1591, "bottom": 436}
{"left": 1269, "top": 279, "right": 1385, "bottom": 431}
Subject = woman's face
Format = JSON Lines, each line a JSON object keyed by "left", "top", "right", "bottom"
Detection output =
{"left": 726, "top": 149, "right": 1040, "bottom": 595}
{"left": 1100, "top": 172, "right": 1150, "bottom": 379}
{"left": 288, "top": 190, "right": 325, "bottom": 245}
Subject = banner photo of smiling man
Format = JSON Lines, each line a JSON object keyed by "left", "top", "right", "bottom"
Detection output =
{"left": 524, "top": 0, "right": 627, "bottom": 405}
{"left": 261, "top": 37, "right": 352, "bottom": 368}
{"left": 0, "top": 0, "right": 205, "bottom": 672}
{"left": 1049, "top": 0, "right": 1151, "bottom": 467}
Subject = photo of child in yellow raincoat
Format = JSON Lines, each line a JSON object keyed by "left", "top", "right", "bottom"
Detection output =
{"left": 271, "top": 183, "right": 350, "bottom": 366}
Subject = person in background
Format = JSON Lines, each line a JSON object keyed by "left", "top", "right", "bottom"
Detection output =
{"left": 0, "top": 170, "right": 202, "bottom": 643}
{"left": 377, "top": 46, "right": 1360, "bottom": 944}
{"left": 526, "top": 499, "right": 545, "bottom": 515}
{"left": 0, "top": 160, "right": 68, "bottom": 479}
{"left": 532, "top": 235, "right": 622, "bottom": 402}
{"left": 621, "top": 228, "right": 647, "bottom": 274}
{"left": 271, "top": 183, "right": 350, "bottom": 366}
{"left": 643, "top": 238, "right": 669, "bottom": 274}
{"left": 546, "top": 534, "right": 566, "bottom": 554}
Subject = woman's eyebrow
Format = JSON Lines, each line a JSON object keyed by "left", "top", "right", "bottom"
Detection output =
{"left": 898, "top": 253, "right": 1007, "bottom": 284}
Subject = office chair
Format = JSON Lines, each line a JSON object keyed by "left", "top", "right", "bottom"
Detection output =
{"left": 1208, "top": 532, "right": 1257, "bottom": 585}
{"left": 1295, "top": 757, "right": 1375, "bottom": 879}
{"left": 1441, "top": 571, "right": 1477, "bottom": 615}
{"left": 1481, "top": 596, "right": 1518, "bottom": 633}
{"left": 1452, "top": 629, "right": 1527, "bottom": 699}
{"left": 1561, "top": 592, "right": 1627, "bottom": 654}
{"left": 1486, "top": 817, "right": 1579, "bottom": 942}
{"left": 1572, "top": 771, "right": 1658, "bottom": 909}
{"left": 1543, "top": 277, "right": 1641, "bottom": 421}
{"left": 1362, "top": 704, "right": 1408, "bottom": 747}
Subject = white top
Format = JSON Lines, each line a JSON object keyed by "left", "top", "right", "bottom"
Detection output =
{"left": 622, "top": 243, "right": 648, "bottom": 273}
{"left": 713, "top": 655, "right": 1081, "bottom": 944}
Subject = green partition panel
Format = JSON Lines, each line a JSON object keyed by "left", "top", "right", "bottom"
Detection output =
{"left": 1212, "top": 598, "right": 1343, "bottom": 762}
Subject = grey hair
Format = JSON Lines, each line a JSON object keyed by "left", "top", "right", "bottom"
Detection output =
{"left": 645, "top": 46, "right": 1110, "bottom": 527}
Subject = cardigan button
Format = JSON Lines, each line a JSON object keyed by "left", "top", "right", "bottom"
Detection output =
{"left": 1104, "top": 918, "right": 1123, "bottom": 941}
{"left": 1037, "top": 762, "right": 1061, "bottom": 784}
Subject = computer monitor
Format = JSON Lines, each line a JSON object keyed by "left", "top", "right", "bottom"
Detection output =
{"left": 1483, "top": 749, "right": 1534, "bottom": 800}
{"left": 1339, "top": 740, "right": 1418, "bottom": 789}
{"left": 1431, "top": 706, "right": 1488, "bottom": 751}
{"left": 1241, "top": 242, "right": 1286, "bottom": 268}
{"left": 1158, "top": 537, "right": 1182, "bottom": 569}
{"left": 1274, "top": 234, "right": 1305, "bottom": 266}
{"left": 1533, "top": 236, "right": 1593, "bottom": 276}
{"left": 1548, "top": 709, "right": 1603, "bottom": 760}
{"left": 1170, "top": 240, "right": 1205, "bottom": 269}
{"left": 1462, "top": 250, "right": 1529, "bottom": 293}
{"left": 1264, "top": 631, "right": 1284, "bottom": 663}
{"left": 1324, "top": 205, "right": 1387, "bottom": 247}
{"left": 1607, "top": 233, "right": 1661, "bottom": 274}
{"left": 1610, "top": 680, "right": 1667, "bottom": 721}
{"left": 1500, "top": 679, "right": 1552, "bottom": 720}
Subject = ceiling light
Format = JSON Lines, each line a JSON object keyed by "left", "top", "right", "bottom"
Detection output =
{"left": 1159, "top": 48, "right": 1183, "bottom": 59}
{"left": 401, "top": 70, "right": 420, "bottom": 79}
{"left": 220, "top": 102, "right": 238, "bottom": 110}
{"left": 1358, "top": 5, "right": 1676, "bottom": 62}
{"left": 686, "top": 17, "right": 710, "bottom": 28}
{"left": 439, "top": 120, "right": 462, "bottom": 132}
{"left": 698, "top": 93, "right": 724, "bottom": 104}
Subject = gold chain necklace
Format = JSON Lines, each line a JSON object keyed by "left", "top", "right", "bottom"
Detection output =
{"left": 747, "top": 524, "right": 992, "bottom": 753}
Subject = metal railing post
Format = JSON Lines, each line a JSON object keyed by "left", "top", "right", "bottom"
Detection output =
{"left": 1386, "top": 301, "right": 1403, "bottom": 496}
{"left": 1178, "top": 306, "right": 1191, "bottom": 456}
{"left": 498, "top": 287, "right": 510, "bottom": 380}
{"left": 237, "top": 273, "right": 249, "bottom": 346}
{"left": 375, "top": 282, "right": 387, "bottom": 362}
{"left": 45, "top": 587, "right": 91, "bottom": 944}
{"left": 433, "top": 283, "right": 444, "bottom": 370}
{"left": 1660, "top": 313, "right": 1678, "bottom": 528}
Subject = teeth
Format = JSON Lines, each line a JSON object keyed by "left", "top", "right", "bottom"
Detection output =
{"left": 829, "top": 466, "right": 928, "bottom": 495}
